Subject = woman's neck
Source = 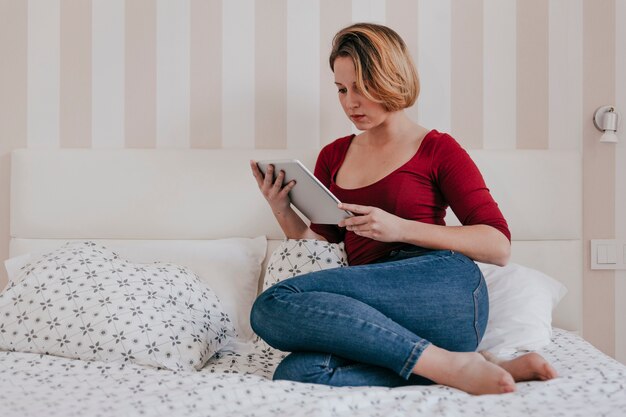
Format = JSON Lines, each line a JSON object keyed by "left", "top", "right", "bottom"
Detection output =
{"left": 361, "top": 111, "right": 423, "bottom": 147}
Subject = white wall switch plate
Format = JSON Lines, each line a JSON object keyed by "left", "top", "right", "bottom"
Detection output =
{"left": 591, "top": 239, "right": 626, "bottom": 270}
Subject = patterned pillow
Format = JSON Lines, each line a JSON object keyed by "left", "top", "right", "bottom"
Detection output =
{"left": 263, "top": 239, "right": 348, "bottom": 291}
{"left": 0, "top": 241, "right": 235, "bottom": 371}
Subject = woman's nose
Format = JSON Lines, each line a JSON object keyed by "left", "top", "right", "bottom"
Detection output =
{"left": 346, "top": 93, "right": 359, "bottom": 109}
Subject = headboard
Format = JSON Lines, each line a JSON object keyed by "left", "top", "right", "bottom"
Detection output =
{"left": 9, "top": 148, "right": 583, "bottom": 332}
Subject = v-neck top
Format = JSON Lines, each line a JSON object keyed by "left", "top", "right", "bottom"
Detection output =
{"left": 310, "top": 129, "right": 510, "bottom": 265}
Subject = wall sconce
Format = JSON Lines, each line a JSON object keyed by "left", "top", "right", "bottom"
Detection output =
{"left": 593, "top": 105, "right": 620, "bottom": 143}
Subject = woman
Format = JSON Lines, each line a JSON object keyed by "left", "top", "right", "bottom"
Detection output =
{"left": 249, "top": 23, "right": 557, "bottom": 395}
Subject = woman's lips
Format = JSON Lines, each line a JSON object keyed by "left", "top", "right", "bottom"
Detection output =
{"left": 350, "top": 115, "right": 365, "bottom": 121}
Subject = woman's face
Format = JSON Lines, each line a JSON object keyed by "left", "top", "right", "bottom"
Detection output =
{"left": 333, "top": 56, "right": 388, "bottom": 131}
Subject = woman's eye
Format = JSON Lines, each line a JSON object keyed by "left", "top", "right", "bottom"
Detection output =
{"left": 337, "top": 89, "right": 347, "bottom": 94}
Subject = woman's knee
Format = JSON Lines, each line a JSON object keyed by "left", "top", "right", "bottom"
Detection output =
{"left": 273, "top": 352, "right": 333, "bottom": 384}
{"left": 250, "top": 287, "right": 277, "bottom": 337}
{"left": 250, "top": 282, "right": 296, "bottom": 340}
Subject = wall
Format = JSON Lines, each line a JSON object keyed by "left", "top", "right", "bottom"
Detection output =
{"left": 616, "top": 0, "right": 626, "bottom": 365}
{"left": 0, "top": 0, "right": 624, "bottom": 359}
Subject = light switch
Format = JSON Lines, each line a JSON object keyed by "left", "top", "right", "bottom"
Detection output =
{"left": 598, "top": 244, "right": 608, "bottom": 264}
{"left": 607, "top": 245, "right": 617, "bottom": 264}
{"left": 590, "top": 239, "right": 626, "bottom": 270}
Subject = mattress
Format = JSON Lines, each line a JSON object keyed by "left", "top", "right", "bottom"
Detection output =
{"left": 0, "top": 329, "right": 624, "bottom": 417}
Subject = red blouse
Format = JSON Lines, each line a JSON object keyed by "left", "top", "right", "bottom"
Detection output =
{"left": 309, "top": 130, "right": 510, "bottom": 266}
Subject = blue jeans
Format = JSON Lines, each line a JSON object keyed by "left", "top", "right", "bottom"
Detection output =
{"left": 250, "top": 248, "right": 488, "bottom": 387}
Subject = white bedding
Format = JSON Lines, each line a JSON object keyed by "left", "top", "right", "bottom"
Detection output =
{"left": 1, "top": 329, "right": 624, "bottom": 417}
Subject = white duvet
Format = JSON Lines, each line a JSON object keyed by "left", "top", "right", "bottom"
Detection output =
{"left": 1, "top": 329, "right": 625, "bottom": 417}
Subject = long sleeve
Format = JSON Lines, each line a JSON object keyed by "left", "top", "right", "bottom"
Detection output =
{"left": 432, "top": 136, "right": 511, "bottom": 241}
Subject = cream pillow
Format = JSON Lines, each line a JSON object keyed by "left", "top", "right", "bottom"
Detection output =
{"left": 4, "top": 237, "right": 267, "bottom": 349}
{"left": 263, "top": 239, "right": 347, "bottom": 291}
{"left": 476, "top": 262, "right": 567, "bottom": 355}
{"left": 0, "top": 241, "right": 235, "bottom": 371}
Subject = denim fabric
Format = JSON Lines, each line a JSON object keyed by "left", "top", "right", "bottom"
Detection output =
{"left": 250, "top": 248, "right": 488, "bottom": 387}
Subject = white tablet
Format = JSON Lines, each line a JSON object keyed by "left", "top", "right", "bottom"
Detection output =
{"left": 256, "top": 159, "right": 354, "bottom": 224}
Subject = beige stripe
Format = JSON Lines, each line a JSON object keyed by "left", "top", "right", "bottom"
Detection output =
{"left": 0, "top": 152, "right": 10, "bottom": 290}
{"left": 450, "top": 0, "right": 483, "bottom": 149}
{"left": 60, "top": 0, "right": 92, "bottom": 148}
{"left": 0, "top": 0, "right": 27, "bottom": 289}
{"left": 386, "top": 0, "right": 419, "bottom": 124}
{"left": 255, "top": 0, "right": 287, "bottom": 149}
{"left": 190, "top": 0, "right": 221, "bottom": 149}
{"left": 320, "top": 0, "right": 353, "bottom": 146}
{"left": 125, "top": 0, "right": 156, "bottom": 148}
{"left": 516, "top": 0, "right": 549, "bottom": 149}
{"left": 582, "top": 0, "right": 616, "bottom": 357}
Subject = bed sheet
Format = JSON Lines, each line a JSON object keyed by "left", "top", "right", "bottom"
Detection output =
{"left": 1, "top": 328, "right": 625, "bottom": 417}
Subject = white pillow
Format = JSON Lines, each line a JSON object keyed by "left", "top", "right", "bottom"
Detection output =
{"left": 264, "top": 241, "right": 567, "bottom": 355}
{"left": 476, "top": 262, "right": 568, "bottom": 355}
{"left": 0, "top": 241, "right": 235, "bottom": 371}
{"left": 4, "top": 253, "right": 34, "bottom": 283}
{"left": 4, "top": 237, "right": 267, "bottom": 348}
{"left": 263, "top": 239, "right": 347, "bottom": 291}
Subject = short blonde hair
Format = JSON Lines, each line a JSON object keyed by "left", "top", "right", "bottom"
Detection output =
{"left": 329, "top": 23, "right": 419, "bottom": 112}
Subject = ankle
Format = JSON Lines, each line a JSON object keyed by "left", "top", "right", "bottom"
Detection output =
{"left": 412, "top": 345, "right": 460, "bottom": 381}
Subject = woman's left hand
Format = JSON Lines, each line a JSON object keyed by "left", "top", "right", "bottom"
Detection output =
{"left": 337, "top": 203, "right": 407, "bottom": 243}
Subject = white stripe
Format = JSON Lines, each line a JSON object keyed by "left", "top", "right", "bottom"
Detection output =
{"left": 27, "top": 0, "right": 60, "bottom": 148}
{"left": 352, "top": 0, "right": 386, "bottom": 24}
{"left": 92, "top": 0, "right": 125, "bottom": 149}
{"left": 483, "top": 0, "right": 516, "bottom": 149}
{"left": 222, "top": 0, "right": 255, "bottom": 148}
{"left": 614, "top": 0, "right": 626, "bottom": 365}
{"left": 548, "top": 0, "right": 582, "bottom": 150}
{"left": 417, "top": 0, "right": 451, "bottom": 133}
{"left": 287, "top": 0, "right": 320, "bottom": 149}
{"left": 156, "top": 0, "right": 190, "bottom": 148}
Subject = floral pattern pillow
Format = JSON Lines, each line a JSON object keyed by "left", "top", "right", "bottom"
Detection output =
{"left": 0, "top": 241, "right": 235, "bottom": 371}
{"left": 263, "top": 239, "right": 348, "bottom": 291}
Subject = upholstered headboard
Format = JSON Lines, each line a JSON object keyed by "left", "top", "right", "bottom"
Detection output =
{"left": 9, "top": 148, "right": 583, "bottom": 332}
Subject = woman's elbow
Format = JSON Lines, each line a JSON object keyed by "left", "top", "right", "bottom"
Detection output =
{"left": 484, "top": 227, "right": 511, "bottom": 267}
{"left": 492, "top": 244, "right": 511, "bottom": 267}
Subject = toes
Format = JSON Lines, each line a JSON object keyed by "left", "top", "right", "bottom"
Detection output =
{"left": 541, "top": 363, "right": 558, "bottom": 380}
{"left": 498, "top": 375, "right": 516, "bottom": 393}
{"left": 497, "top": 368, "right": 516, "bottom": 393}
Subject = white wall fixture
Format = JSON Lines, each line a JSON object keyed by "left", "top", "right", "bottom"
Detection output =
{"left": 593, "top": 105, "right": 620, "bottom": 143}
{"left": 591, "top": 239, "right": 626, "bottom": 270}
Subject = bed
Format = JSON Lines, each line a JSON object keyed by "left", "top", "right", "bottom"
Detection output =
{"left": 1, "top": 148, "right": 625, "bottom": 417}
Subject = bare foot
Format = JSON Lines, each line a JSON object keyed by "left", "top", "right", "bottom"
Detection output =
{"left": 413, "top": 345, "right": 516, "bottom": 395}
{"left": 480, "top": 351, "right": 558, "bottom": 382}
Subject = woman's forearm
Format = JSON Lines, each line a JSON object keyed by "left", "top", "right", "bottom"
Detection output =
{"left": 273, "top": 206, "right": 327, "bottom": 241}
{"left": 400, "top": 221, "right": 510, "bottom": 266}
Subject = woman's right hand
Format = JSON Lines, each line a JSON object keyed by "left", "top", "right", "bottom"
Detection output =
{"left": 250, "top": 160, "right": 297, "bottom": 214}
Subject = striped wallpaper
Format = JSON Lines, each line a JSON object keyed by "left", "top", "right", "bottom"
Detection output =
{"left": 0, "top": 0, "right": 624, "bottom": 360}
{"left": 9, "top": 0, "right": 587, "bottom": 150}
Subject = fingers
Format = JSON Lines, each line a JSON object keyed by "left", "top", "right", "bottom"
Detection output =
{"left": 342, "top": 216, "right": 369, "bottom": 228}
{"left": 263, "top": 164, "right": 274, "bottom": 187}
{"left": 249, "top": 160, "right": 264, "bottom": 187}
{"left": 279, "top": 178, "right": 296, "bottom": 196}
{"left": 250, "top": 161, "right": 295, "bottom": 200}
{"left": 338, "top": 203, "right": 372, "bottom": 228}
{"left": 346, "top": 225, "right": 371, "bottom": 235}
{"left": 338, "top": 202, "right": 370, "bottom": 215}
{"left": 273, "top": 170, "right": 292, "bottom": 194}
{"left": 256, "top": 163, "right": 283, "bottom": 189}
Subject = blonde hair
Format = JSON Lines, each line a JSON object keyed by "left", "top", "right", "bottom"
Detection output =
{"left": 329, "top": 23, "right": 419, "bottom": 112}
